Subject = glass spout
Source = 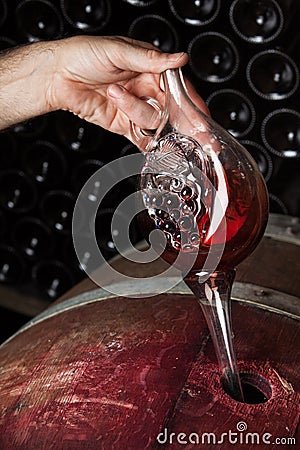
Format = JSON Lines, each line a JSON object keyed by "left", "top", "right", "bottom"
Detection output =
{"left": 185, "top": 270, "right": 244, "bottom": 402}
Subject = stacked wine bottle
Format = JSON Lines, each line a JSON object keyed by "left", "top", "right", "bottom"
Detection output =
{"left": 0, "top": 0, "right": 299, "bottom": 302}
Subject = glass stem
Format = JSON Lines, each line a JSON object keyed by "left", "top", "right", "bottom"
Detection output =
{"left": 185, "top": 270, "right": 244, "bottom": 402}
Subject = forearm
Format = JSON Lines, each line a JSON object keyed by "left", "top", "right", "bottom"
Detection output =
{"left": 0, "top": 35, "right": 191, "bottom": 137}
{"left": 0, "top": 41, "right": 59, "bottom": 130}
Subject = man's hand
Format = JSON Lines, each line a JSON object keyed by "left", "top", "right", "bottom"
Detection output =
{"left": 0, "top": 35, "right": 210, "bottom": 147}
{"left": 47, "top": 35, "right": 188, "bottom": 140}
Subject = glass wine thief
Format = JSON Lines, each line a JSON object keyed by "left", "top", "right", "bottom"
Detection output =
{"left": 134, "top": 68, "right": 269, "bottom": 402}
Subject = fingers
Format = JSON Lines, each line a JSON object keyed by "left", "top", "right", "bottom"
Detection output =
{"left": 105, "top": 36, "right": 189, "bottom": 74}
{"left": 107, "top": 83, "right": 161, "bottom": 130}
{"left": 128, "top": 49, "right": 188, "bottom": 74}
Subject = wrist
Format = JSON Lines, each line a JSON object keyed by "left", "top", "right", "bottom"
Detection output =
{"left": 0, "top": 40, "right": 61, "bottom": 129}
{"left": 34, "top": 40, "right": 63, "bottom": 115}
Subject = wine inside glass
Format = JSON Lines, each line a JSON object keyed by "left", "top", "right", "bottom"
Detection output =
{"left": 136, "top": 69, "right": 269, "bottom": 402}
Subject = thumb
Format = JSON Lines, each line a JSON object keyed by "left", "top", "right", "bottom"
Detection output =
{"left": 115, "top": 40, "right": 188, "bottom": 73}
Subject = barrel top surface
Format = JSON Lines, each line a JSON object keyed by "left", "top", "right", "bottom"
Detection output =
{"left": 0, "top": 214, "right": 299, "bottom": 448}
{"left": 2, "top": 280, "right": 298, "bottom": 347}
{"left": 0, "top": 287, "right": 299, "bottom": 449}
{"left": 55, "top": 214, "right": 300, "bottom": 305}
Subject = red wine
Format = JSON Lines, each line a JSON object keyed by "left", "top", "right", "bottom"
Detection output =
{"left": 141, "top": 132, "right": 269, "bottom": 274}
{"left": 147, "top": 182, "right": 268, "bottom": 272}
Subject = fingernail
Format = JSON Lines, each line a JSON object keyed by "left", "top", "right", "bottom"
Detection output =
{"left": 107, "top": 84, "right": 125, "bottom": 99}
{"left": 168, "top": 52, "right": 187, "bottom": 61}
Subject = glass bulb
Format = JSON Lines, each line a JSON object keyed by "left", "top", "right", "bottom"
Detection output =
{"left": 135, "top": 68, "right": 269, "bottom": 402}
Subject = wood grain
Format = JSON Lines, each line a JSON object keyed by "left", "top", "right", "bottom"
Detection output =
{"left": 0, "top": 293, "right": 299, "bottom": 449}
{"left": 0, "top": 214, "right": 299, "bottom": 449}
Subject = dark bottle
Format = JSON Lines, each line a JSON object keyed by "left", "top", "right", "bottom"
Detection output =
{"left": 0, "top": 210, "right": 6, "bottom": 236}
{"left": 13, "top": 115, "right": 47, "bottom": 139}
{"left": 71, "top": 159, "right": 105, "bottom": 193}
{"left": 188, "top": 32, "right": 239, "bottom": 83}
{"left": 60, "top": 0, "right": 111, "bottom": 33}
{"left": 275, "top": 0, "right": 300, "bottom": 35}
{"left": 122, "top": 0, "right": 159, "bottom": 6}
{"left": 275, "top": 0, "right": 299, "bottom": 13}
{"left": 0, "top": 245, "right": 26, "bottom": 284}
{"left": 32, "top": 259, "right": 75, "bottom": 300}
{"left": 286, "top": 32, "right": 300, "bottom": 77}
{"left": 63, "top": 234, "right": 100, "bottom": 277}
{"left": 71, "top": 159, "right": 109, "bottom": 231}
{"left": 128, "top": 15, "right": 179, "bottom": 53}
{"left": 95, "top": 208, "right": 139, "bottom": 259}
{"left": 0, "top": 0, "right": 7, "bottom": 29}
{"left": 261, "top": 108, "right": 300, "bottom": 158}
{"left": 71, "top": 160, "right": 122, "bottom": 216}
{"left": 246, "top": 49, "right": 299, "bottom": 100}
{"left": 55, "top": 111, "right": 104, "bottom": 154}
{"left": 118, "top": 143, "right": 140, "bottom": 188}
{"left": 229, "top": 0, "right": 284, "bottom": 44}
{"left": 71, "top": 159, "right": 118, "bottom": 213}
{"left": 168, "top": 0, "right": 220, "bottom": 26}
{"left": 0, "top": 37, "right": 16, "bottom": 52}
{"left": 22, "top": 140, "right": 67, "bottom": 188}
{"left": 40, "top": 190, "right": 75, "bottom": 235}
{"left": 12, "top": 217, "right": 55, "bottom": 261}
{"left": 268, "top": 193, "right": 289, "bottom": 214}
{"left": 240, "top": 140, "right": 273, "bottom": 182}
{"left": 206, "top": 89, "right": 255, "bottom": 138}
{"left": 0, "top": 132, "right": 17, "bottom": 169}
{"left": 15, "top": 0, "right": 64, "bottom": 42}
{"left": 0, "top": 170, "right": 37, "bottom": 214}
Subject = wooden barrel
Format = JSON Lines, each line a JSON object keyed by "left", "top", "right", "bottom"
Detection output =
{"left": 0, "top": 214, "right": 299, "bottom": 450}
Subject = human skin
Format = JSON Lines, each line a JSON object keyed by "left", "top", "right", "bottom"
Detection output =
{"left": 0, "top": 35, "right": 209, "bottom": 144}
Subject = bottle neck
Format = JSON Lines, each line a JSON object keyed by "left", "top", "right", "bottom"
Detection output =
{"left": 163, "top": 68, "right": 185, "bottom": 107}
{"left": 163, "top": 68, "right": 205, "bottom": 124}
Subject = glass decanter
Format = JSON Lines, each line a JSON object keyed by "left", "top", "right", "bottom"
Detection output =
{"left": 133, "top": 68, "right": 269, "bottom": 402}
